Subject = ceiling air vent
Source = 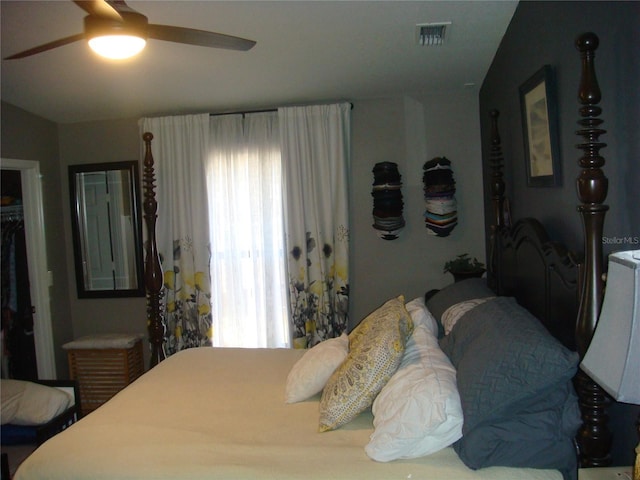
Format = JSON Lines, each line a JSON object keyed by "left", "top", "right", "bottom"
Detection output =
{"left": 416, "top": 22, "right": 451, "bottom": 46}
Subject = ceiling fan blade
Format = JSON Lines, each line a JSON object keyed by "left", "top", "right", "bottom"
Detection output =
{"left": 4, "top": 33, "right": 85, "bottom": 60}
{"left": 147, "top": 24, "right": 256, "bottom": 51}
{"left": 105, "top": 0, "right": 140, "bottom": 15}
{"left": 73, "top": 0, "right": 122, "bottom": 21}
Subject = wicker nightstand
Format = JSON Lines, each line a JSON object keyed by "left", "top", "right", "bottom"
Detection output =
{"left": 63, "top": 334, "right": 144, "bottom": 416}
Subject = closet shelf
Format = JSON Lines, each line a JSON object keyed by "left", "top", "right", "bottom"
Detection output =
{"left": 1, "top": 205, "right": 24, "bottom": 221}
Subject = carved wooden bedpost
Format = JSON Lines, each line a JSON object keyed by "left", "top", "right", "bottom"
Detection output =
{"left": 142, "top": 132, "right": 166, "bottom": 369}
{"left": 488, "top": 109, "right": 506, "bottom": 293}
{"left": 573, "top": 32, "right": 612, "bottom": 468}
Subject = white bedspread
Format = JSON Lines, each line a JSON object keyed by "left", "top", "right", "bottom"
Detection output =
{"left": 16, "top": 347, "right": 562, "bottom": 480}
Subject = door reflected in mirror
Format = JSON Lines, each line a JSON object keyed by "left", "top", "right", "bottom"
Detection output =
{"left": 69, "top": 161, "right": 144, "bottom": 298}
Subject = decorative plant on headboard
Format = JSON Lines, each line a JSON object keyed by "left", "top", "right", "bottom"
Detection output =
{"left": 443, "top": 254, "right": 485, "bottom": 282}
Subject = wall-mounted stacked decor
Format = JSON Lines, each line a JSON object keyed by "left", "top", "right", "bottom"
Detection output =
{"left": 371, "top": 162, "right": 405, "bottom": 240}
{"left": 423, "top": 156, "right": 457, "bottom": 237}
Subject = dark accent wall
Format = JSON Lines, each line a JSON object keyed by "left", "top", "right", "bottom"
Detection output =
{"left": 479, "top": 1, "right": 640, "bottom": 467}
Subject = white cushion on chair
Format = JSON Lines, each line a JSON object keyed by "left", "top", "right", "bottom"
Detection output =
{"left": 1, "top": 380, "right": 72, "bottom": 426}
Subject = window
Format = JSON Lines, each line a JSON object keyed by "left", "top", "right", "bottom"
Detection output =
{"left": 206, "top": 113, "right": 289, "bottom": 348}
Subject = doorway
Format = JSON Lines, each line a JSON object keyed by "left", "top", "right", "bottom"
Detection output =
{"left": 1, "top": 159, "right": 56, "bottom": 379}
{"left": 2, "top": 169, "right": 37, "bottom": 378}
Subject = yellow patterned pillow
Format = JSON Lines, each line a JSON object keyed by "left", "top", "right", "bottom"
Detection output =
{"left": 318, "top": 295, "right": 413, "bottom": 432}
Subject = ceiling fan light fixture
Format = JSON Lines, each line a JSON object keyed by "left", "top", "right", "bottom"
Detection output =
{"left": 88, "top": 34, "right": 146, "bottom": 59}
{"left": 84, "top": 11, "right": 148, "bottom": 60}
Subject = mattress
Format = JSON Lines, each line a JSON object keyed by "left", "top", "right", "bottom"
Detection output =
{"left": 16, "top": 347, "right": 562, "bottom": 480}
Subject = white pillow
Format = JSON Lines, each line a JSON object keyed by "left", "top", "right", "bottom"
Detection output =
{"left": 285, "top": 332, "right": 348, "bottom": 403}
{"left": 441, "top": 297, "right": 495, "bottom": 335}
{"left": 1, "top": 379, "right": 72, "bottom": 426}
{"left": 405, "top": 296, "right": 439, "bottom": 336}
{"left": 366, "top": 297, "right": 463, "bottom": 461}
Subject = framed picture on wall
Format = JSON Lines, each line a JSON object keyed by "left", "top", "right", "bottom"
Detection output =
{"left": 519, "top": 65, "right": 561, "bottom": 187}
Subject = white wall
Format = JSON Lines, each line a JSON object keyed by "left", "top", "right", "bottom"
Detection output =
{"left": 58, "top": 118, "right": 149, "bottom": 366}
{"left": 349, "top": 89, "right": 485, "bottom": 327}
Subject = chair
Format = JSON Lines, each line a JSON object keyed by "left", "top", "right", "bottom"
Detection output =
{"left": 1, "top": 380, "right": 81, "bottom": 479}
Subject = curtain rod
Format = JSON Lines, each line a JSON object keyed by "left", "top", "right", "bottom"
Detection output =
{"left": 209, "top": 102, "right": 354, "bottom": 118}
{"left": 210, "top": 108, "right": 276, "bottom": 118}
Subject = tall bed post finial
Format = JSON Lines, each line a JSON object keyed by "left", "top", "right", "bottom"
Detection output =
{"left": 575, "top": 32, "right": 609, "bottom": 355}
{"left": 573, "top": 32, "right": 612, "bottom": 468}
{"left": 488, "top": 109, "right": 506, "bottom": 292}
{"left": 142, "top": 132, "right": 166, "bottom": 368}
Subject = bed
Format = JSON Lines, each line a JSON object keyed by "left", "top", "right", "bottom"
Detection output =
{"left": 15, "top": 32, "right": 610, "bottom": 480}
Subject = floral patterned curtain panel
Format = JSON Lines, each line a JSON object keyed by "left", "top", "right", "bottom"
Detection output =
{"left": 139, "top": 114, "right": 213, "bottom": 355}
{"left": 279, "top": 103, "right": 351, "bottom": 348}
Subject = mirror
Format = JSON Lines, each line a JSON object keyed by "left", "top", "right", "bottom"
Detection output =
{"left": 69, "top": 161, "right": 144, "bottom": 298}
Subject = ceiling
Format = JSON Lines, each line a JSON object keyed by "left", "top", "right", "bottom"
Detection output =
{"left": 1, "top": 1, "right": 518, "bottom": 125}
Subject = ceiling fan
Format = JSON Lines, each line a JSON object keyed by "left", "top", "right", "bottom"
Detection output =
{"left": 5, "top": 0, "right": 256, "bottom": 60}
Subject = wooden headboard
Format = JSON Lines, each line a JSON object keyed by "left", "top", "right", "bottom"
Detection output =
{"left": 486, "top": 32, "right": 611, "bottom": 468}
{"left": 489, "top": 214, "right": 581, "bottom": 351}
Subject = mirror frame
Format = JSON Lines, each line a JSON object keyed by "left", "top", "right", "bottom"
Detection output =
{"left": 68, "top": 161, "right": 145, "bottom": 298}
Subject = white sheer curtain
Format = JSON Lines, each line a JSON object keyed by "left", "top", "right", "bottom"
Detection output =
{"left": 279, "top": 103, "right": 351, "bottom": 348}
{"left": 207, "top": 112, "right": 289, "bottom": 348}
{"left": 138, "top": 114, "right": 213, "bottom": 355}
